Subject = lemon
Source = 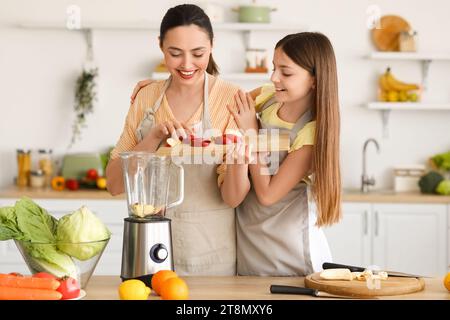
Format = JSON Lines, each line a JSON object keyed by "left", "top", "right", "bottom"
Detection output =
{"left": 96, "top": 177, "right": 107, "bottom": 189}
{"left": 118, "top": 279, "right": 151, "bottom": 300}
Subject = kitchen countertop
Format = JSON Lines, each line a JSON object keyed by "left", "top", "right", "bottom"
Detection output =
{"left": 0, "top": 186, "right": 125, "bottom": 200}
{"left": 2, "top": 186, "right": 450, "bottom": 203}
{"left": 84, "top": 276, "right": 449, "bottom": 300}
{"left": 84, "top": 276, "right": 450, "bottom": 300}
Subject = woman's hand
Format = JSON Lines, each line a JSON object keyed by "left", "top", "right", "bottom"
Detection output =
{"left": 227, "top": 90, "right": 258, "bottom": 134}
{"left": 148, "top": 120, "right": 192, "bottom": 142}
{"left": 130, "top": 79, "right": 154, "bottom": 104}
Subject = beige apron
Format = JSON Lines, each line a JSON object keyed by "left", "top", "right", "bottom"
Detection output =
{"left": 135, "top": 73, "right": 236, "bottom": 275}
{"left": 236, "top": 97, "right": 332, "bottom": 276}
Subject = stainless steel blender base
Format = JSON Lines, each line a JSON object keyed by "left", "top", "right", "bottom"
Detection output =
{"left": 120, "top": 216, "right": 174, "bottom": 285}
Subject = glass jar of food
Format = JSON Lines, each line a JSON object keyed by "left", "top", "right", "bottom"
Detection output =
{"left": 38, "top": 149, "right": 54, "bottom": 188}
{"left": 16, "top": 149, "right": 31, "bottom": 187}
{"left": 29, "top": 170, "right": 46, "bottom": 188}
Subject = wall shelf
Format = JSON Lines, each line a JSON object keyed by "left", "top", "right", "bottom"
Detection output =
{"left": 367, "top": 102, "right": 450, "bottom": 110}
{"left": 151, "top": 72, "right": 270, "bottom": 82}
{"left": 366, "top": 102, "right": 450, "bottom": 139}
{"left": 368, "top": 52, "right": 450, "bottom": 61}
{"left": 17, "top": 21, "right": 305, "bottom": 32}
{"left": 367, "top": 52, "right": 450, "bottom": 138}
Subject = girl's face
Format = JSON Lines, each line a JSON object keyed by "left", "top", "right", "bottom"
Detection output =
{"left": 270, "top": 47, "right": 315, "bottom": 103}
{"left": 160, "top": 25, "right": 212, "bottom": 83}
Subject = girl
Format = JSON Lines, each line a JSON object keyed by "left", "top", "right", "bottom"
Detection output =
{"left": 229, "top": 32, "right": 342, "bottom": 276}
{"left": 106, "top": 4, "right": 249, "bottom": 276}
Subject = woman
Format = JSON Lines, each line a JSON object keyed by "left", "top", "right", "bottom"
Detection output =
{"left": 106, "top": 4, "right": 249, "bottom": 275}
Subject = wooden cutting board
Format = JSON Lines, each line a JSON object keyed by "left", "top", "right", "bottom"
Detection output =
{"left": 372, "top": 15, "right": 411, "bottom": 51}
{"left": 305, "top": 272, "right": 425, "bottom": 297}
{"left": 156, "top": 133, "right": 290, "bottom": 157}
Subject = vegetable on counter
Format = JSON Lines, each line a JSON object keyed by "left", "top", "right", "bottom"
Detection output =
{"left": 431, "top": 151, "right": 450, "bottom": 172}
{"left": 436, "top": 180, "right": 450, "bottom": 195}
{"left": 0, "top": 274, "right": 60, "bottom": 290}
{"left": 418, "top": 171, "right": 444, "bottom": 194}
{"left": 56, "top": 205, "right": 111, "bottom": 261}
{"left": 0, "top": 287, "right": 62, "bottom": 300}
{"left": 0, "top": 197, "right": 111, "bottom": 281}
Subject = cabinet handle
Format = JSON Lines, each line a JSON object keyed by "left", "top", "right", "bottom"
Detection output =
{"left": 363, "top": 210, "right": 368, "bottom": 235}
{"left": 374, "top": 211, "right": 379, "bottom": 236}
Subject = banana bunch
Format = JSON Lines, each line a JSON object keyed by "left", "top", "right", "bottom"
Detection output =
{"left": 378, "top": 67, "right": 420, "bottom": 102}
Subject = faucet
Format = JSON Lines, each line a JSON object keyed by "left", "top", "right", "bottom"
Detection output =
{"left": 361, "top": 138, "right": 380, "bottom": 193}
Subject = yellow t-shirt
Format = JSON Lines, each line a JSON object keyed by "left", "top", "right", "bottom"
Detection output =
{"left": 255, "top": 84, "right": 316, "bottom": 152}
{"left": 110, "top": 75, "right": 240, "bottom": 187}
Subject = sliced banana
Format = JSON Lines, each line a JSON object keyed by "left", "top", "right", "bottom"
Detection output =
{"left": 131, "top": 204, "right": 155, "bottom": 217}
{"left": 224, "top": 129, "right": 243, "bottom": 137}
{"left": 352, "top": 269, "right": 388, "bottom": 281}
{"left": 320, "top": 268, "right": 353, "bottom": 281}
{"left": 166, "top": 137, "right": 181, "bottom": 147}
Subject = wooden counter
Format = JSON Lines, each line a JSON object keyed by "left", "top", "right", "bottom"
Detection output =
{"left": 0, "top": 186, "right": 125, "bottom": 200}
{"left": 2, "top": 186, "right": 450, "bottom": 203}
{"left": 83, "top": 276, "right": 449, "bottom": 300}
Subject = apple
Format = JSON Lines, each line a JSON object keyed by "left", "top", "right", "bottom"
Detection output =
{"left": 65, "top": 179, "right": 79, "bottom": 191}
{"left": 86, "top": 168, "right": 98, "bottom": 180}
{"left": 215, "top": 134, "right": 241, "bottom": 145}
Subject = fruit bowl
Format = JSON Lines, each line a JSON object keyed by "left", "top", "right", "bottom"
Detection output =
{"left": 14, "top": 238, "right": 110, "bottom": 289}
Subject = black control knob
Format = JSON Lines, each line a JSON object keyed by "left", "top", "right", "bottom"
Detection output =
{"left": 150, "top": 244, "right": 168, "bottom": 263}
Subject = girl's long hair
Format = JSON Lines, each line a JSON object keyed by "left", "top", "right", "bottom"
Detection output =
{"left": 276, "top": 32, "right": 341, "bottom": 226}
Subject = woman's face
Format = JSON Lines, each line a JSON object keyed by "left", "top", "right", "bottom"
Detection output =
{"left": 270, "top": 47, "right": 315, "bottom": 104}
{"left": 160, "top": 25, "right": 212, "bottom": 83}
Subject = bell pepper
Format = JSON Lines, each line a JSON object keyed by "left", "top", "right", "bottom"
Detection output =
{"left": 51, "top": 176, "right": 65, "bottom": 191}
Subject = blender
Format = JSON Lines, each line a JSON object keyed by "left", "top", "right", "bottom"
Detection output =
{"left": 120, "top": 152, "right": 184, "bottom": 286}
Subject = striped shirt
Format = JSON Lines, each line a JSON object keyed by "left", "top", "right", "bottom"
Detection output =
{"left": 110, "top": 74, "right": 240, "bottom": 186}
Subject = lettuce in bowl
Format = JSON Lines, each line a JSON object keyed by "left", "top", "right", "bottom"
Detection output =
{"left": 56, "top": 206, "right": 111, "bottom": 261}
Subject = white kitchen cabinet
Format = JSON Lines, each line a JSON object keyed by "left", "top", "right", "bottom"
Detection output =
{"left": 324, "top": 202, "right": 448, "bottom": 277}
{"left": 0, "top": 198, "right": 127, "bottom": 276}
{"left": 323, "top": 203, "right": 371, "bottom": 267}
{"left": 372, "top": 203, "right": 447, "bottom": 277}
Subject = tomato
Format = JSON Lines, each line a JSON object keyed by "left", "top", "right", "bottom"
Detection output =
{"left": 86, "top": 169, "right": 98, "bottom": 180}
{"left": 57, "top": 276, "right": 81, "bottom": 300}
{"left": 33, "top": 272, "right": 56, "bottom": 279}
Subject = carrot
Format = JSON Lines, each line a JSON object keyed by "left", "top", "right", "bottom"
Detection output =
{"left": 0, "top": 286, "right": 62, "bottom": 300}
{"left": 0, "top": 276, "right": 60, "bottom": 290}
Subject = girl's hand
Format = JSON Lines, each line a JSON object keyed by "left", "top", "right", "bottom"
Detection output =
{"left": 226, "top": 141, "right": 255, "bottom": 165}
{"left": 131, "top": 79, "right": 154, "bottom": 104}
{"left": 148, "top": 120, "right": 192, "bottom": 142}
{"left": 227, "top": 90, "right": 259, "bottom": 134}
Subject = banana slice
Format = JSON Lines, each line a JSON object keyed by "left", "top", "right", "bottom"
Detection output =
{"left": 131, "top": 204, "right": 155, "bottom": 217}
{"left": 352, "top": 270, "right": 388, "bottom": 281}
{"left": 166, "top": 138, "right": 181, "bottom": 147}
{"left": 224, "top": 129, "right": 243, "bottom": 137}
{"left": 320, "top": 268, "right": 353, "bottom": 281}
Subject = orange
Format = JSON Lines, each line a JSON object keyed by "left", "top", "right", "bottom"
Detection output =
{"left": 160, "top": 277, "right": 189, "bottom": 300}
{"left": 151, "top": 270, "right": 177, "bottom": 295}
{"left": 444, "top": 272, "right": 450, "bottom": 291}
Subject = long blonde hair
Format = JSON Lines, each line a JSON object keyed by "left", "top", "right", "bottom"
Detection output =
{"left": 276, "top": 32, "right": 342, "bottom": 226}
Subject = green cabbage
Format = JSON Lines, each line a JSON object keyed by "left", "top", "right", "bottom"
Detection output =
{"left": 1, "top": 197, "right": 77, "bottom": 278}
{"left": 436, "top": 180, "right": 450, "bottom": 195}
{"left": 56, "top": 206, "right": 111, "bottom": 261}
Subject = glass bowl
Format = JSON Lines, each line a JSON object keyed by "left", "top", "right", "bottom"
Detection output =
{"left": 14, "top": 238, "right": 110, "bottom": 289}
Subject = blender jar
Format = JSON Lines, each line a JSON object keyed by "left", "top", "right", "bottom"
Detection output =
{"left": 120, "top": 152, "right": 184, "bottom": 219}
